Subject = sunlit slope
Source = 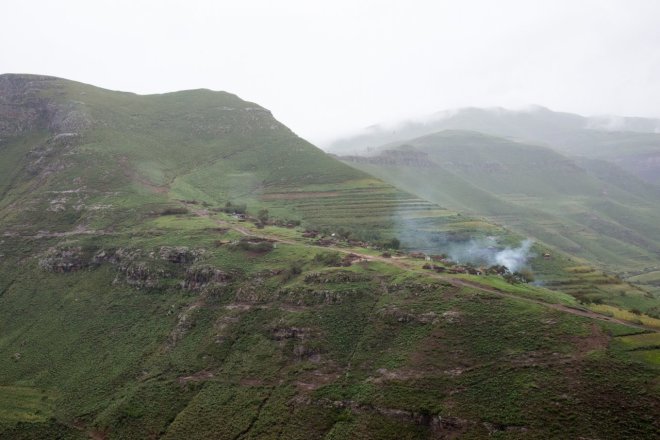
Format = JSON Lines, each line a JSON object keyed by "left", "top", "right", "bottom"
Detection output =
{"left": 339, "top": 130, "right": 660, "bottom": 272}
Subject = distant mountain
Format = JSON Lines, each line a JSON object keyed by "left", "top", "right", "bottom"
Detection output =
{"left": 338, "top": 129, "right": 660, "bottom": 300}
{"left": 327, "top": 106, "right": 660, "bottom": 185}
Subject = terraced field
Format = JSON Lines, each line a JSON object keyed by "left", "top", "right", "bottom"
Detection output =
{"left": 259, "top": 183, "right": 469, "bottom": 244}
{"left": 339, "top": 133, "right": 660, "bottom": 273}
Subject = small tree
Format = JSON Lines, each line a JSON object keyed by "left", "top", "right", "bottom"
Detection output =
{"left": 386, "top": 237, "right": 400, "bottom": 250}
{"left": 257, "top": 209, "right": 269, "bottom": 224}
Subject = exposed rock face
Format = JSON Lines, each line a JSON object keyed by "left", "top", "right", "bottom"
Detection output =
{"left": 313, "top": 398, "right": 472, "bottom": 437}
{"left": 26, "top": 132, "right": 82, "bottom": 178}
{"left": 40, "top": 246, "right": 214, "bottom": 290}
{"left": 340, "top": 147, "right": 582, "bottom": 174}
{"left": 39, "top": 247, "right": 88, "bottom": 273}
{"left": 616, "top": 152, "right": 660, "bottom": 185}
{"left": 0, "top": 74, "right": 55, "bottom": 137}
{"left": 183, "top": 265, "right": 232, "bottom": 290}
{"left": 0, "top": 74, "right": 92, "bottom": 138}
{"left": 277, "top": 287, "right": 345, "bottom": 305}
{"left": 115, "top": 262, "right": 167, "bottom": 288}
{"left": 159, "top": 246, "right": 203, "bottom": 264}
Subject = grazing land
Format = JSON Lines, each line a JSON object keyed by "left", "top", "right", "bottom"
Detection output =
{"left": 0, "top": 75, "right": 658, "bottom": 439}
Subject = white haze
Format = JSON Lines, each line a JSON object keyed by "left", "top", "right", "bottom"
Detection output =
{"left": 2, "top": 0, "right": 660, "bottom": 144}
{"left": 447, "top": 238, "right": 535, "bottom": 273}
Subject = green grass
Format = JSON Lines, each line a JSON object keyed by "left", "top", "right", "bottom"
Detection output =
{"left": 0, "top": 387, "right": 55, "bottom": 424}
{"left": 1, "top": 75, "right": 659, "bottom": 438}
{"left": 339, "top": 130, "right": 660, "bottom": 275}
{"left": 0, "top": 228, "right": 658, "bottom": 438}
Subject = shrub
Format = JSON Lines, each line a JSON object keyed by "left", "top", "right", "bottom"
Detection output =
{"left": 232, "top": 238, "right": 274, "bottom": 253}
{"left": 159, "top": 207, "right": 189, "bottom": 216}
{"left": 257, "top": 209, "right": 269, "bottom": 223}
{"left": 314, "top": 252, "right": 343, "bottom": 267}
{"left": 282, "top": 262, "right": 303, "bottom": 282}
{"left": 385, "top": 237, "right": 400, "bottom": 250}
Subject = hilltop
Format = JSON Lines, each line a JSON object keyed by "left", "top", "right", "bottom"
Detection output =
{"left": 0, "top": 76, "right": 658, "bottom": 439}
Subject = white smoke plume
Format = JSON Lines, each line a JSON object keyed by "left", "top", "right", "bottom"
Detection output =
{"left": 446, "top": 237, "right": 534, "bottom": 272}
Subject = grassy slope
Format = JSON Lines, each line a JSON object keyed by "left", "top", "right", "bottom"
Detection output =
{"left": 0, "top": 75, "right": 479, "bottom": 249}
{"left": 0, "top": 76, "right": 658, "bottom": 438}
{"left": 0, "top": 212, "right": 658, "bottom": 439}
{"left": 339, "top": 131, "right": 660, "bottom": 304}
{"left": 338, "top": 131, "right": 660, "bottom": 316}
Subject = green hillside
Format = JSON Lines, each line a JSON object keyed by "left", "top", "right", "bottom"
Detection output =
{"left": 0, "top": 75, "right": 658, "bottom": 438}
{"left": 340, "top": 130, "right": 660, "bottom": 269}
{"left": 338, "top": 130, "right": 660, "bottom": 311}
{"left": 0, "top": 75, "right": 485, "bottom": 249}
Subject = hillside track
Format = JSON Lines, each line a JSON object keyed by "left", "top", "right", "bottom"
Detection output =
{"left": 190, "top": 207, "right": 659, "bottom": 334}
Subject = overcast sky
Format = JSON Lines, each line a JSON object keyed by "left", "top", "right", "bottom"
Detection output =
{"left": 3, "top": 0, "right": 660, "bottom": 144}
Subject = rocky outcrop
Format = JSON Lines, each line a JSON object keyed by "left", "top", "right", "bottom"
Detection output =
{"left": 270, "top": 326, "right": 310, "bottom": 341}
{"left": 159, "top": 246, "right": 203, "bottom": 264}
{"left": 40, "top": 245, "right": 216, "bottom": 291}
{"left": 182, "top": 265, "right": 232, "bottom": 290}
{"left": 26, "top": 132, "right": 82, "bottom": 177}
{"left": 312, "top": 398, "right": 472, "bottom": 437}
{"left": 0, "top": 74, "right": 92, "bottom": 138}
{"left": 278, "top": 287, "right": 346, "bottom": 306}
{"left": 115, "top": 262, "right": 168, "bottom": 289}
{"left": 39, "top": 247, "right": 88, "bottom": 273}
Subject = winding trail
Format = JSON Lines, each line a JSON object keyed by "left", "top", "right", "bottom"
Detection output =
{"left": 191, "top": 207, "right": 658, "bottom": 333}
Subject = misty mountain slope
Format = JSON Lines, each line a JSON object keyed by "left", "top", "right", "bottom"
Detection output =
{"left": 339, "top": 130, "right": 660, "bottom": 273}
{"left": 1, "top": 75, "right": 659, "bottom": 439}
{"left": 552, "top": 130, "right": 660, "bottom": 185}
{"left": 329, "top": 106, "right": 660, "bottom": 185}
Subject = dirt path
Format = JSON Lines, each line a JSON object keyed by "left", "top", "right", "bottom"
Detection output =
{"left": 446, "top": 278, "right": 656, "bottom": 332}
{"left": 191, "top": 207, "right": 658, "bottom": 333}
